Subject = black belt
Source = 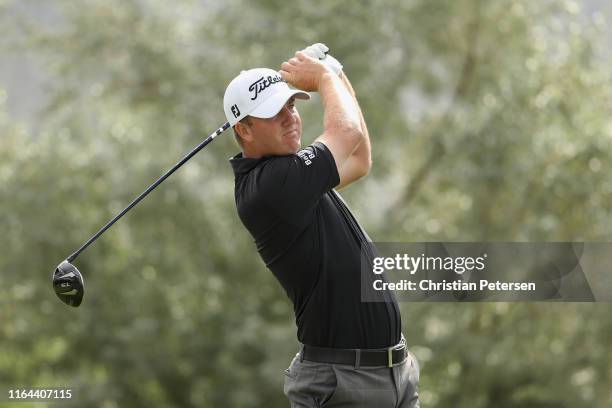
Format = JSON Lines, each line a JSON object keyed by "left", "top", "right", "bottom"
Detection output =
{"left": 300, "top": 338, "right": 407, "bottom": 368}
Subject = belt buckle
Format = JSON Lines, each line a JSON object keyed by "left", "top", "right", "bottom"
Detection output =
{"left": 387, "top": 342, "right": 406, "bottom": 368}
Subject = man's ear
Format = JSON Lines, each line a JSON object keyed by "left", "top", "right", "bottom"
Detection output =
{"left": 235, "top": 121, "right": 254, "bottom": 143}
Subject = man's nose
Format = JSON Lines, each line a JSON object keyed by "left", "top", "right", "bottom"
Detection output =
{"left": 279, "top": 105, "right": 296, "bottom": 124}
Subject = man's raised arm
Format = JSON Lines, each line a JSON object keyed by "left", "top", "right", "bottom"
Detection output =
{"left": 334, "top": 71, "right": 372, "bottom": 189}
{"left": 280, "top": 51, "right": 367, "bottom": 189}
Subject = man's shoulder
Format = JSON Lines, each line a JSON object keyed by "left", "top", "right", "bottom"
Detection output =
{"left": 233, "top": 156, "right": 284, "bottom": 205}
{"left": 233, "top": 142, "right": 336, "bottom": 207}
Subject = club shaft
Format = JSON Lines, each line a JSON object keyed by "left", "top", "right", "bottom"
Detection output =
{"left": 67, "top": 122, "right": 230, "bottom": 263}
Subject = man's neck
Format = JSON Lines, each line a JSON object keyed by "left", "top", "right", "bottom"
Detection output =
{"left": 241, "top": 148, "right": 262, "bottom": 159}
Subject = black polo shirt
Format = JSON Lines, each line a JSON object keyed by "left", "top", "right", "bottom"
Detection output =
{"left": 230, "top": 142, "right": 401, "bottom": 349}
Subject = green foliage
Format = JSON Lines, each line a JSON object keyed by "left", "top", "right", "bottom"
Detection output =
{"left": 1, "top": 0, "right": 611, "bottom": 407}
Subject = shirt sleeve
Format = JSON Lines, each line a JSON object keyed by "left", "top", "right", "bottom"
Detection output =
{"left": 260, "top": 142, "right": 340, "bottom": 224}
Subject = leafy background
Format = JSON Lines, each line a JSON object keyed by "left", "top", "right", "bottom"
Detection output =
{"left": 1, "top": 0, "right": 611, "bottom": 407}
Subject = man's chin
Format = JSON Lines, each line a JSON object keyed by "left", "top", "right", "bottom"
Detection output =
{"left": 291, "top": 141, "right": 302, "bottom": 154}
{"left": 285, "top": 138, "right": 301, "bottom": 154}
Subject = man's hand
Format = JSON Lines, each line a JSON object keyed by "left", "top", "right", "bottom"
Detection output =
{"left": 279, "top": 51, "right": 331, "bottom": 92}
{"left": 302, "top": 43, "right": 343, "bottom": 76}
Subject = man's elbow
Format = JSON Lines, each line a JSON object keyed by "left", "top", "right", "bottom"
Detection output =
{"left": 353, "top": 137, "right": 371, "bottom": 179}
{"left": 352, "top": 154, "right": 372, "bottom": 181}
{"left": 359, "top": 156, "right": 372, "bottom": 178}
{"left": 341, "top": 125, "right": 364, "bottom": 148}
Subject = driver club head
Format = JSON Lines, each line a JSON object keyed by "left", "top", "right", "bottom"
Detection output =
{"left": 53, "top": 260, "right": 84, "bottom": 307}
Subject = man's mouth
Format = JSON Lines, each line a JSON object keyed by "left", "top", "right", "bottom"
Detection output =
{"left": 284, "top": 129, "right": 299, "bottom": 138}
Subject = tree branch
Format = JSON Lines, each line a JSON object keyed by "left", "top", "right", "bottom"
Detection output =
{"left": 388, "top": 2, "right": 481, "bottom": 223}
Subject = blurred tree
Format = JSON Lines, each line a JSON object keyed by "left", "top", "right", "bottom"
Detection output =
{"left": 1, "top": 0, "right": 611, "bottom": 407}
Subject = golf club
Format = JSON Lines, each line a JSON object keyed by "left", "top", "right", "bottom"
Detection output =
{"left": 52, "top": 122, "right": 230, "bottom": 307}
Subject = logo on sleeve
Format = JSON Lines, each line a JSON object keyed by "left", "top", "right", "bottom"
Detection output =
{"left": 297, "top": 149, "right": 316, "bottom": 166}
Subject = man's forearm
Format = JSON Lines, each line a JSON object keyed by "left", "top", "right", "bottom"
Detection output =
{"left": 320, "top": 73, "right": 362, "bottom": 139}
{"left": 339, "top": 73, "right": 372, "bottom": 170}
{"left": 319, "top": 72, "right": 364, "bottom": 156}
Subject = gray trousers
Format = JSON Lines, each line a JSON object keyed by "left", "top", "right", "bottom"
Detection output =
{"left": 283, "top": 348, "right": 420, "bottom": 407}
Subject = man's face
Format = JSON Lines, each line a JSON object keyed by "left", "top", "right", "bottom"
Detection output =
{"left": 244, "top": 98, "right": 302, "bottom": 157}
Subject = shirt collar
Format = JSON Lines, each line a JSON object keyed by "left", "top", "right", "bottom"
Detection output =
{"left": 229, "top": 152, "right": 267, "bottom": 175}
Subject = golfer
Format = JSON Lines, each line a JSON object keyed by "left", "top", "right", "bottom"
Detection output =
{"left": 225, "top": 44, "right": 420, "bottom": 407}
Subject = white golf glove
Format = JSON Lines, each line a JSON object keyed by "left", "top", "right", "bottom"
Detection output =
{"left": 301, "top": 43, "right": 343, "bottom": 76}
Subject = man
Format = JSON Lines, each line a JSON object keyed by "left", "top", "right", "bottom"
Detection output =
{"left": 225, "top": 44, "right": 420, "bottom": 407}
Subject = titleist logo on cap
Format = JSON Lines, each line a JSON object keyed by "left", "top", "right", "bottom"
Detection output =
{"left": 249, "top": 75, "right": 283, "bottom": 100}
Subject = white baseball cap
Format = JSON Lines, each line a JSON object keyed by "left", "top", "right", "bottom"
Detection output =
{"left": 223, "top": 68, "right": 310, "bottom": 127}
